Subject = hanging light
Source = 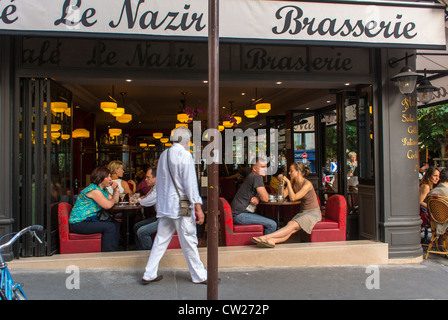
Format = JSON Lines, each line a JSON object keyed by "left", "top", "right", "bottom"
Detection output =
{"left": 165, "top": 143, "right": 172, "bottom": 147}
{"left": 61, "top": 134, "right": 71, "bottom": 140}
{"left": 244, "top": 109, "right": 258, "bottom": 118}
{"left": 116, "top": 114, "right": 132, "bottom": 123}
{"left": 223, "top": 120, "right": 234, "bottom": 128}
{"left": 101, "top": 101, "right": 118, "bottom": 113}
{"left": 148, "top": 144, "right": 156, "bottom": 147}
{"left": 176, "top": 123, "right": 188, "bottom": 128}
{"left": 51, "top": 132, "right": 61, "bottom": 139}
{"left": 256, "top": 102, "right": 271, "bottom": 113}
{"left": 64, "top": 108, "right": 71, "bottom": 117}
{"left": 44, "top": 124, "right": 62, "bottom": 132}
{"left": 109, "top": 128, "right": 122, "bottom": 137}
{"left": 139, "top": 143, "right": 148, "bottom": 148}
{"left": 234, "top": 116, "right": 242, "bottom": 124}
{"left": 160, "top": 137, "right": 169, "bottom": 144}
{"left": 218, "top": 125, "right": 224, "bottom": 132}
{"left": 72, "top": 128, "right": 90, "bottom": 139}
{"left": 153, "top": 132, "right": 163, "bottom": 139}
{"left": 177, "top": 113, "right": 190, "bottom": 123}
{"left": 110, "top": 107, "right": 125, "bottom": 117}
{"left": 390, "top": 53, "right": 423, "bottom": 95}
{"left": 417, "top": 69, "right": 440, "bottom": 104}
{"left": 51, "top": 102, "right": 68, "bottom": 113}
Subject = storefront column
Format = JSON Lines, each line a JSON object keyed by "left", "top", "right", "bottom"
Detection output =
{"left": 0, "top": 36, "right": 15, "bottom": 260}
{"left": 378, "top": 49, "right": 422, "bottom": 259}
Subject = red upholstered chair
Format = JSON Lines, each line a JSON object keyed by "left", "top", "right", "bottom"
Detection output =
{"left": 218, "top": 197, "right": 264, "bottom": 246}
{"left": 302, "top": 194, "right": 347, "bottom": 242}
{"left": 57, "top": 202, "right": 102, "bottom": 254}
{"left": 219, "top": 178, "right": 237, "bottom": 201}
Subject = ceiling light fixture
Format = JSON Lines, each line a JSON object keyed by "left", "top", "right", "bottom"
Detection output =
{"left": 244, "top": 109, "right": 258, "bottom": 118}
{"left": 116, "top": 114, "right": 132, "bottom": 123}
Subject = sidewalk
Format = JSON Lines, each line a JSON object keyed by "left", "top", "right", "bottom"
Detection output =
{"left": 9, "top": 254, "right": 448, "bottom": 301}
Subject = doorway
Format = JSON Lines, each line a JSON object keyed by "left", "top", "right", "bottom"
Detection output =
{"left": 14, "top": 78, "right": 73, "bottom": 256}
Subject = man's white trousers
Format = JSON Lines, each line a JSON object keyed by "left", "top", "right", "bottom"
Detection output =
{"left": 143, "top": 216, "right": 207, "bottom": 283}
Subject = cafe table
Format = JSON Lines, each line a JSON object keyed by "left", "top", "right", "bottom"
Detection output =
{"left": 258, "top": 201, "right": 301, "bottom": 228}
{"left": 110, "top": 203, "right": 145, "bottom": 250}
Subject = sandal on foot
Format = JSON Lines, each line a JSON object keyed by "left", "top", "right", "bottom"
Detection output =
{"left": 257, "top": 239, "right": 275, "bottom": 248}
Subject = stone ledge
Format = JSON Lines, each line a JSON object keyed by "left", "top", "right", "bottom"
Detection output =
{"left": 8, "top": 240, "right": 389, "bottom": 270}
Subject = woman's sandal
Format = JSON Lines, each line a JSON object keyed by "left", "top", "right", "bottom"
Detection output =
{"left": 251, "top": 237, "right": 275, "bottom": 248}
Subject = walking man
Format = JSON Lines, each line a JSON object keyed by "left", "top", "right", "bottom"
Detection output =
{"left": 142, "top": 126, "right": 207, "bottom": 284}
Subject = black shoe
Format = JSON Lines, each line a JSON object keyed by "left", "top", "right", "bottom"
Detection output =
{"left": 141, "top": 275, "right": 163, "bottom": 285}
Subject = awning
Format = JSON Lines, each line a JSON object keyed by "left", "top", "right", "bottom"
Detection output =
{"left": 0, "top": 0, "right": 445, "bottom": 49}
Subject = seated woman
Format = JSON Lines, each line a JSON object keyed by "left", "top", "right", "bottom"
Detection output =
{"left": 251, "top": 162, "right": 321, "bottom": 248}
{"left": 107, "top": 160, "right": 136, "bottom": 196}
{"left": 419, "top": 166, "right": 440, "bottom": 231}
{"left": 69, "top": 167, "right": 121, "bottom": 252}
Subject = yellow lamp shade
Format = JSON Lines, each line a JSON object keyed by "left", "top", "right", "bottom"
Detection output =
{"left": 44, "top": 124, "right": 62, "bottom": 132}
{"left": 100, "top": 101, "right": 117, "bottom": 112}
{"left": 64, "top": 108, "right": 71, "bottom": 117}
{"left": 160, "top": 137, "right": 169, "bottom": 143}
{"left": 177, "top": 113, "right": 190, "bottom": 123}
{"left": 109, "top": 128, "right": 122, "bottom": 136}
{"left": 61, "top": 134, "right": 71, "bottom": 140}
{"left": 218, "top": 125, "right": 224, "bottom": 131}
{"left": 51, "top": 102, "right": 68, "bottom": 113}
{"left": 256, "top": 103, "right": 271, "bottom": 113}
{"left": 165, "top": 143, "right": 172, "bottom": 147}
{"left": 116, "top": 114, "right": 132, "bottom": 123}
{"left": 223, "top": 120, "right": 234, "bottom": 128}
{"left": 51, "top": 132, "right": 61, "bottom": 139}
{"left": 153, "top": 132, "right": 163, "bottom": 139}
{"left": 234, "top": 116, "right": 242, "bottom": 124}
{"left": 110, "top": 107, "right": 125, "bottom": 117}
{"left": 176, "top": 123, "right": 188, "bottom": 128}
{"left": 148, "top": 144, "right": 156, "bottom": 147}
{"left": 244, "top": 109, "right": 258, "bottom": 118}
{"left": 139, "top": 143, "right": 148, "bottom": 148}
{"left": 72, "top": 128, "right": 90, "bottom": 139}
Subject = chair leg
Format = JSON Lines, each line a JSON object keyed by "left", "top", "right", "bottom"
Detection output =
{"left": 425, "top": 234, "right": 437, "bottom": 259}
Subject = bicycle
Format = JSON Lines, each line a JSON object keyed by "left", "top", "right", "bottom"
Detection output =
{"left": 0, "top": 225, "right": 43, "bottom": 300}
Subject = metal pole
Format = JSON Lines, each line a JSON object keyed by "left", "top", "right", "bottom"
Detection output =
{"left": 207, "top": 0, "right": 219, "bottom": 300}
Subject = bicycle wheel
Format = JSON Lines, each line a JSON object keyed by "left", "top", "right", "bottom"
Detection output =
{"left": 0, "top": 288, "right": 6, "bottom": 300}
{"left": 12, "top": 287, "right": 26, "bottom": 300}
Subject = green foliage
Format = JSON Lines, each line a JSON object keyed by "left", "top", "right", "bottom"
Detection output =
{"left": 418, "top": 104, "right": 448, "bottom": 157}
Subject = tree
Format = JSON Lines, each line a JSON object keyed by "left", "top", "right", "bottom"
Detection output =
{"left": 418, "top": 104, "right": 448, "bottom": 167}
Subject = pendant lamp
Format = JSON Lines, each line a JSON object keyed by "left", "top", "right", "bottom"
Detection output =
{"left": 116, "top": 114, "right": 132, "bottom": 123}
{"left": 244, "top": 109, "right": 258, "bottom": 118}
{"left": 256, "top": 103, "right": 271, "bottom": 113}
{"left": 101, "top": 101, "right": 118, "bottom": 113}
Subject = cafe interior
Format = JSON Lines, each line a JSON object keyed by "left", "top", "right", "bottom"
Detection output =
{"left": 36, "top": 73, "right": 372, "bottom": 253}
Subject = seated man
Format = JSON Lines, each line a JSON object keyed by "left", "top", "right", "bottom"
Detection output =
{"left": 133, "top": 167, "right": 159, "bottom": 250}
{"left": 230, "top": 159, "right": 277, "bottom": 234}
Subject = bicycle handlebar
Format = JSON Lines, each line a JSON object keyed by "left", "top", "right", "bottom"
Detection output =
{"left": 29, "top": 225, "right": 43, "bottom": 232}
{"left": 0, "top": 225, "right": 44, "bottom": 251}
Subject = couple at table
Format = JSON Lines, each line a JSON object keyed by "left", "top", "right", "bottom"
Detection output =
{"left": 231, "top": 160, "right": 321, "bottom": 248}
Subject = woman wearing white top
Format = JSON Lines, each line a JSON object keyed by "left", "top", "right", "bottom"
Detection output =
{"left": 106, "top": 160, "right": 136, "bottom": 195}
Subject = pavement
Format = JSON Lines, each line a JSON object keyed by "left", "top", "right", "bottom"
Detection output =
{"left": 8, "top": 253, "right": 448, "bottom": 303}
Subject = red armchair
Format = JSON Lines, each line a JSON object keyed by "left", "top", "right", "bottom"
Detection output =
{"left": 218, "top": 197, "right": 264, "bottom": 246}
{"left": 57, "top": 202, "right": 102, "bottom": 254}
{"left": 302, "top": 194, "right": 347, "bottom": 242}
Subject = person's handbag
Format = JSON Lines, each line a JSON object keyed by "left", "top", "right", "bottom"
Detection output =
{"left": 97, "top": 208, "right": 113, "bottom": 222}
{"left": 167, "top": 148, "right": 192, "bottom": 217}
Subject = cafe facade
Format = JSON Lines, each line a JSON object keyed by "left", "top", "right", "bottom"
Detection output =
{"left": 0, "top": 0, "right": 446, "bottom": 261}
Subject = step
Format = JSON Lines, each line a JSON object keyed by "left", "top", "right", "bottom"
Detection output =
{"left": 8, "top": 240, "right": 390, "bottom": 270}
